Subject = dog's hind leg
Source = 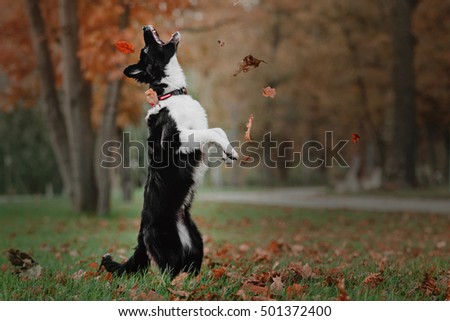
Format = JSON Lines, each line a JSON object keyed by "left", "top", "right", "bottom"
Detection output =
{"left": 101, "top": 232, "right": 150, "bottom": 275}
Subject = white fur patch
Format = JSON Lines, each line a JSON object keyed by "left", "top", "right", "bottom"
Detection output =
{"left": 177, "top": 221, "right": 192, "bottom": 250}
{"left": 161, "top": 55, "right": 187, "bottom": 92}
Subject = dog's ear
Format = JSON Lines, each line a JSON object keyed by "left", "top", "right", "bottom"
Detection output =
{"left": 123, "top": 64, "right": 144, "bottom": 79}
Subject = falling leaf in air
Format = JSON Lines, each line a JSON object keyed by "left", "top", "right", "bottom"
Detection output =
{"left": 115, "top": 40, "right": 135, "bottom": 54}
{"left": 351, "top": 132, "right": 360, "bottom": 143}
{"left": 145, "top": 88, "right": 159, "bottom": 107}
{"left": 244, "top": 113, "right": 254, "bottom": 141}
{"left": 233, "top": 54, "right": 266, "bottom": 76}
{"left": 218, "top": 40, "right": 225, "bottom": 47}
{"left": 262, "top": 86, "right": 276, "bottom": 98}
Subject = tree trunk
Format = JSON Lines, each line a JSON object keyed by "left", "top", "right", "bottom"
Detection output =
{"left": 25, "top": 0, "right": 72, "bottom": 197}
{"left": 60, "top": 0, "right": 97, "bottom": 211}
{"left": 95, "top": 5, "right": 130, "bottom": 215}
{"left": 96, "top": 80, "right": 122, "bottom": 215}
{"left": 387, "top": 0, "right": 418, "bottom": 187}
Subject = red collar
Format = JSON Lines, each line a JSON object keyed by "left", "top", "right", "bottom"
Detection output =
{"left": 158, "top": 87, "right": 188, "bottom": 101}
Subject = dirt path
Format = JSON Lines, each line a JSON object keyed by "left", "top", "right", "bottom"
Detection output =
{"left": 198, "top": 187, "right": 450, "bottom": 215}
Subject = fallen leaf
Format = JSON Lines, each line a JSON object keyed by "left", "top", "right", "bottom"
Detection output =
{"left": 262, "top": 86, "right": 276, "bottom": 98}
{"left": 420, "top": 273, "right": 440, "bottom": 296}
{"left": 270, "top": 276, "right": 284, "bottom": 293}
{"left": 145, "top": 88, "right": 158, "bottom": 107}
{"left": 212, "top": 267, "right": 227, "bottom": 279}
{"left": 115, "top": 40, "right": 135, "bottom": 54}
{"left": 324, "top": 268, "right": 343, "bottom": 286}
{"left": 336, "top": 278, "right": 350, "bottom": 301}
{"left": 168, "top": 288, "right": 190, "bottom": 298}
{"left": 242, "top": 283, "right": 269, "bottom": 296}
{"left": 286, "top": 283, "right": 307, "bottom": 300}
{"left": 4, "top": 249, "right": 36, "bottom": 269}
{"left": 351, "top": 132, "right": 360, "bottom": 143}
{"left": 362, "top": 272, "right": 383, "bottom": 288}
{"left": 171, "top": 272, "right": 189, "bottom": 287}
{"left": 244, "top": 113, "right": 254, "bottom": 141}
{"left": 233, "top": 54, "right": 266, "bottom": 76}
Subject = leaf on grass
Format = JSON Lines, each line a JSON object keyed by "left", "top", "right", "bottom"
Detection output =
{"left": 242, "top": 283, "right": 269, "bottom": 296}
{"left": 289, "top": 261, "right": 312, "bottom": 279}
{"left": 362, "top": 272, "right": 383, "bottom": 288}
{"left": 286, "top": 283, "right": 307, "bottom": 300}
{"left": 115, "top": 40, "right": 135, "bottom": 54}
{"left": 233, "top": 54, "right": 266, "bottom": 76}
{"left": 420, "top": 273, "right": 440, "bottom": 296}
{"left": 270, "top": 276, "right": 284, "bottom": 293}
{"left": 336, "top": 278, "right": 350, "bottom": 301}
{"left": 171, "top": 272, "right": 189, "bottom": 287}
{"left": 212, "top": 267, "right": 227, "bottom": 279}
{"left": 351, "top": 132, "right": 360, "bottom": 143}
{"left": 445, "top": 281, "right": 450, "bottom": 301}
{"left": 168, "top": 288, "right": 190, "bottom": 298}
{"left": 262, "top": 86, "right": 276, "bottom": 98}
{"left": 145, "top": 88, "right": 159, "bottom": 107}
{"left": 4, "top": 248, "right": 42, "bottom": 279}
{"left": 324, "top": 268, "right": 343, "bottom": 286}
{"left": 244, "top": 113, "right": 254, "bottom": 141}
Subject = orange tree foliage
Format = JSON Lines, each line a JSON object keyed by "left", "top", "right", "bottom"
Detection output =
{"left": 0, "top": 0, "right": 189, "bottom": 127}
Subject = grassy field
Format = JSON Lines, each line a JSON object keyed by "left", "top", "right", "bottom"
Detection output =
{"left": 0, "top": 196, "right": 449, "bottom": 301}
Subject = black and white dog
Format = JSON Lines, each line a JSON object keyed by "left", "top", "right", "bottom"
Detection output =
{"left": 101, "top": 25, "right": 237, "bottom": 278}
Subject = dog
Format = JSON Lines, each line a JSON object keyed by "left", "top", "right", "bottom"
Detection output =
{"left": 101, "top": 25, "right": 238, "bottom": 278}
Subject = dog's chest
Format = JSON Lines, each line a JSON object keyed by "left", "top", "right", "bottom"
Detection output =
{"left": 147, "top": 96, "right": 208, "bottom": 131}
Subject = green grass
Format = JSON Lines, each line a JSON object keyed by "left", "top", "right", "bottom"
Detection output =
{"left": 0, "top": 196, "right": 449, "bottom": 300}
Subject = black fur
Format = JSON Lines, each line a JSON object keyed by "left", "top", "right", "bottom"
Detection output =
{"left": 101, "top": 26, "right": 203, "bottom": 278}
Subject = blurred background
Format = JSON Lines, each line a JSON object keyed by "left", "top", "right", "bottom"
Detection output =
{"left": 0, "top": 0, "right": 449, "bottom": 216}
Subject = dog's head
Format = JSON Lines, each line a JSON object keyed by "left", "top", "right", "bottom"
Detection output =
{"left": 124, "top": 25, "right": 180, "bottom": 92}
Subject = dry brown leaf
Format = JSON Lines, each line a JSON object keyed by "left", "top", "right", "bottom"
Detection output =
{"left": 171, "top": 272, "right": 189, "bottom": 287}
{"left": 362, "top": 272, "right": 383, "bottom": 288}
{"left": 420, "top": 273, "right": 440, "bottom": 296}
{"left": 270, "top": 276, "right": 284, "bottom": 293}
{"left": 168, "top": 287, "right": 190, "bottom": 298}
{"left": 233, "top": 54, "right": 266, "bottom": 76}
{"left": 243, "top": 283, "right": 269, "bottom": 296}
{"left": 211, "top": 267, "right": 227, "bottom": 279}
{"left": 262, "top": 86, "right": 276, "bottom": 98}
{"left": 336, "top": 278, "right": 350, "bottom": 301}
{"left": 286, "top": 283, "right": 307, "bottom": 300}
{"left": 244, "top": 113, "right": 254, "bottom": 141}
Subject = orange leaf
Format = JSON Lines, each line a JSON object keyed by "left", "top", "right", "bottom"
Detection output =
{"left": 262, "top": 86, "right": 276, "bottom": 98}
{"left": 351, "top": 132, "right": 360, "bottom": 143}
{"left": 115, "top": 40, "right": 135, "bottom": 54}
{"left": 362, "top": 272, "right": 383, "bottom": 288}
{"left": 212, "top": 267, "right": 227, "bottom": 279}
{"left": 244, "top": 113, "right": 254, "bottom": 141}
{"left": 336, "top": 278, "right": 350, "bottom": 301}
{"left": 145, "top": 88, "right": 159, "bottom": 107}
{"left": 286, "top": 283, "right": 306, "bottom": 299}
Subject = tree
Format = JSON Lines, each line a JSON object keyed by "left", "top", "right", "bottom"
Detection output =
{"left": 387, "top": 0, "right": 418, "bottom": 187}
{"left": 0, "top": 0, "right": 188, "bottom": 214}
